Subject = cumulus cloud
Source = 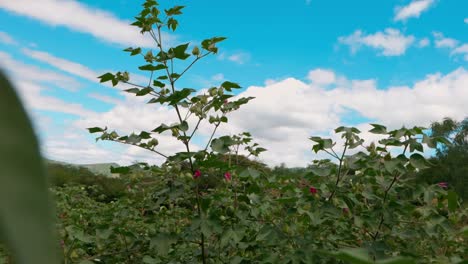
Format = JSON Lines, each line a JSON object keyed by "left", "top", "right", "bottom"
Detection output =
{"left": 217, "top": 51, "right": 251, "bottom": 64}
{"left": 433, "top": 32, "right": 459, "bottom": 49}
{"left": 394, "top": 0, "right": 434, "bottom": 22}
{"left": 72, "top": 93, "right": 202, "bottom": 165}
{"left": 417, "top": 38, "right": 430, "bottom": 48}
{"left": 218, "top": 68, "right": 468, "bottom": 166}
{"left": 464, "top": 18, "right": 468, "bottom": 24}
{"left": 307, "top": 69, "right": 336, "bottom": 85}
{"left": 5, "top": 44, "right": 467, "bottom": 168}
{"left": 451, "top": 44, "right": 468, "bottom": 61}
{"left": 339, "top": 28, "right": 415, "bottom": 56}
{"left": 431, "top": 32, "right": 467, "bottom": 61}
{"left": 228, "top": 52, "right": 251, "bottom": 64}
{"left": 0, "top": 0, "right": 176, "bottom": 48}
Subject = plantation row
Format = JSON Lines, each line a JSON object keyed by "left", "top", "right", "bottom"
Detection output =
{"left": 0, "top": 1, "right": 466, "bottom": 263}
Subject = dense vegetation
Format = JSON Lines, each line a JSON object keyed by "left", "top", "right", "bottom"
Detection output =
{"left": 4, "top": 127, "right": 468, "bottom": 263}
{"left": 0, "top": 1, "right": 467, "bottom": 263}
{"left": 415, "top": 118, "right": 468, "bottom": 201}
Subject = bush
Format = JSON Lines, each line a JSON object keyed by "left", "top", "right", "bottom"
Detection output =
{"left": 47, "top": 162, "right": 126, "bottom": 202}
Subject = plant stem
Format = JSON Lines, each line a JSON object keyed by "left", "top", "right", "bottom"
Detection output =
{"left": 110, "top": 139, "right": 169, "bottom": 159}
{"left": 204, "top": 122, "right": 221, "bottom": 152}
{"left": 153, "top": 24, "right": 206, "bottom": 264}
{"left": 372, "top": 139, "right": 409, "bottom": 241}
{"left": 328, "top": 139, "right": 348, "bottom": 200}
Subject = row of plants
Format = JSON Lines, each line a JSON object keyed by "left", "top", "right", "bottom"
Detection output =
{"left": 83, "top": 1, "right": 467, "bottom": 262}
{"left": 0, "top": 1, "right": 466, "bottom": 263}
{"left": 45, "top": 126, "right": 466, "bottom": 263}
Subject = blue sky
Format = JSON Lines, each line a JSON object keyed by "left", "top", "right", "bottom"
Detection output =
{"left": 0, "top": 0, "right": 467, "bottom": 166}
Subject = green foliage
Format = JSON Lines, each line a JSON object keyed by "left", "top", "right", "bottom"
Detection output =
{"left": 0, "top": 71, "right": 59, "bottom": 263}
{"left": 415, "top": 117, "right": 468, "bottom": 201}
{"left": 45, "top": 123, "right": 466, "bottom": 263}
{"left": 47, "top": 162, "right": 127, "bottom": 202}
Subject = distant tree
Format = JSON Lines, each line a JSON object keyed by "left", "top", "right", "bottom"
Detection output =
{"left": 417, "top": 117, "right": 468, "bottom": 201}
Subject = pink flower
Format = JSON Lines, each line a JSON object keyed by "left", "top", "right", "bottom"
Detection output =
{"left": 193, "top": 169, "right": 202, "bottom": 179}
{"left": 223, "top": 99, "right": 228, "bottom": 104}
{"left": 309, "top": 186, "right": 317, "bottom": 194}
{"left": 224, "top": 171, "right": 232, "bottom": 181}
{"left": 343, "top": 208, "right": 350, "bottom": 214}
{"left": 437, "top": 182, "right": 448, "bottom": 188}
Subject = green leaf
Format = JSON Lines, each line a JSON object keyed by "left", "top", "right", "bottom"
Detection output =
{"left": 179, "top": 121, "right": 189, "bottom": 132}
{"left": 369, "top": 124, "right": 387, "bottom": 134}
{"left": 248, "top": 167, "right": 260, "bottom": 179}
{"left": 124, "top": 88, "right": 140, "bottom": 94}
{"left": 87, "top": 127, "right": 105, "bottom": 133}
{"left": 150, "top": 233, "right": 177, "bottom": 256}
{"left": 422, "top": 134, "right": 436, "bottom": 148}
{"left": 138, "top": 64, "right": 167, "bottom": 71}
{"left": 170, "top": 43, "right": 190, "bottom": 60}
{"left": 310, "top": 166, "right": 332, "bottom": 177}
{"left": 221, "top": 81, "right": 241, "bottom": 91}
{"left": 98, "top": 72, "right": 114, "bottom": 83}
{"left": 447, "top": 190, "right": 458, "bottom": 212}
{"left": 166, "top": 88, "right": 195, "bottom": 105}
{"left": 139, "top": 131, "right": 152, "bottom": 139}
{"left": 0, "top": 71, "right": 60, "bottom": 263}
{"left": 211, "top": 138, "right": 231, "bottom": 154}
{"left": 136, "top": 87, "right": 153, "bottom": 96}
{"left": 78, "top": 261, "right": 95, "bottom": 264}
{"left": 376, "top": 257, "right": 415, "bottom": 264}
{"left": 328, "top": 248, "right": 372, "bottom": 264}
{"left": 142, "top": 256, "right": 158, "bottom": 264}
{"left": 153, "top": 80, "right": 165, "bottom": 88}
{"left": 123, "top": 47, "right": 142, "bottom": 56}
{"left": 152, "top": 123, "right": 172, "bottom": 133}
{"left": 167, "top": 17, "right": 179, "bottom": 31}
{"left": 165, "top": 5, "right": 185, "bottom": 16}
{"left": 409, "top": 153, "right": 429, "bottom": 169}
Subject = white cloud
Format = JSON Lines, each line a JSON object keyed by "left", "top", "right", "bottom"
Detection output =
{"left": 433, "top": 32, "right": 459, "bottom": 49}
{"left": 0, "top": 31, "right": 16, "bottom": 45}
{"left": 216, "top": 67, "right": 468, "bottom": 166}
{"left": 451, "top": 44, "right": 468, "bottom": 61}
{"left": 22, "top": 48, "right": 150, "bottom": 89}
{"left": 417, "top": 38, "right": 430, "bottom": 48}
{"left": 339, "top": 28, "right": 415, "bottom": 56}
{"left": 394, "top": 0, "right": 434, "bottom": 22}
{"left": 0, "top": 51, "right": 93, "bottom": 117}
{"left": 211, "top": 73, "right": 225, "bottom": 82}
{"left": 464, "top": 18, "right": 468, "bottom": 24}
{"left": 0, "top": 51, "right": 80, "bottom": 91}
{"left": 88, "top": 93, "right": 122, "bottom": 105}
{"left": 228, "top": 52, "right": 251, "bottom": 64}
{"left": 307, "top": 69, "right": 336, "bottom": 85}
{"left": 22, "top": 48, "right": 99, "bottom": 83}
{"left": 431, "top": 32, "right": 468, "bottom": 61}
{"left": 0, "top": 0, "right": 176, "bottom": 48}
{"left": 16, "top": 80, "right": 93, "bottom": 117}
{"left": 10, "top": 61, "right": 467, "bottom": 167}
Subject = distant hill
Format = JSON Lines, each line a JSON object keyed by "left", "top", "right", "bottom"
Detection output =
{"left": 46, "top": 159, "right": 120, "bottom": 177}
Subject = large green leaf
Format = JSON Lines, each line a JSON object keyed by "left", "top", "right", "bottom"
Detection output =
{"left": 329, "top": 248, "right": 373, "bottom": 264}
{"left": 0, "top": 71, "right": 59, "bottom": 263}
